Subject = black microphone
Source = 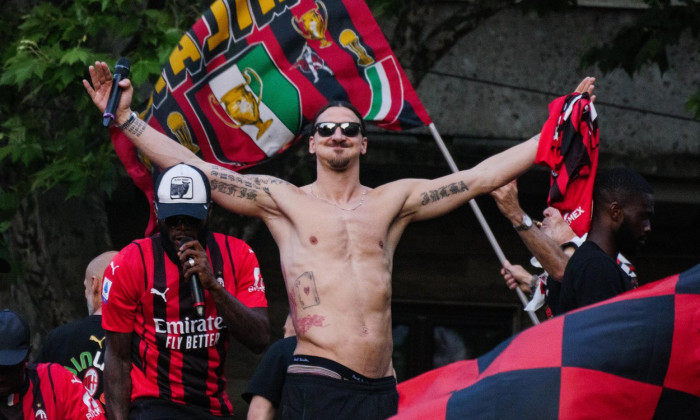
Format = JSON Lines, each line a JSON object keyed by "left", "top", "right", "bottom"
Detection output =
{"left": 181, "top": 236, "right": 205, "bottom": 317}
{"left": 102, "top": 57, "right": 131, "bottom": 127}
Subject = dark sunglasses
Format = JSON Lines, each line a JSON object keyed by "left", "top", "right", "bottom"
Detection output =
{"left": 164, "top": 215, "right": 202, "bottom": 228}
{"left": 314, "top": 122, "right": 362, "bottom": 137}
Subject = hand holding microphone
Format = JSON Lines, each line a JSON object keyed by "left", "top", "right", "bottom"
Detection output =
{"left": 101, "top": 57, "right": 131, "bottom": 127}
{"left": 83, "top": 60, "right": 135, "bottom": 128}
{"left": 180, "top": 236, "right": 206, "bottom": 317}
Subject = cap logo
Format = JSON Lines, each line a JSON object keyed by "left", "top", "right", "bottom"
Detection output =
{"left": 170, "top": 177, "right": 193, "bottom": 199}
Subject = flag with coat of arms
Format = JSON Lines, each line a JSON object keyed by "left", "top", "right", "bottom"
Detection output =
{"left": 110, "top": 0, "right": 432, "bottom": 235}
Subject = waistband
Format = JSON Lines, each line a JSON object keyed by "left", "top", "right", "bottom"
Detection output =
{"left": 287, "top": 355, "right": 395, "bottom": 384}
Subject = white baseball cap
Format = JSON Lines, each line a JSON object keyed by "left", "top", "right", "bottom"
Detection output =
{"left": 154, "top": 163, "right": 210, "bottom": 220}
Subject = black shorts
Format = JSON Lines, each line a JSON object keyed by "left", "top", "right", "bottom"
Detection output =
{"left": 128, "top": 398, "right": 233, "bottom": 420}
{"left": 280, "top": 355, "right": 398, "bottom": 420}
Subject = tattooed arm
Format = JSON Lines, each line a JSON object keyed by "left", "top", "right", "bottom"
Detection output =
{"left": 84, "top": 61, "right": 293, "bottom": 218}
{"left": 397, "top": 76, "right": 596, "bottom": 223}
{"left": 396, "top": 134, "right": 540, "bottom": 222}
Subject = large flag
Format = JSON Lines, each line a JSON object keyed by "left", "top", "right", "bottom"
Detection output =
{"left": 393, "top": 263, "right": 700, "bottom": 419}
{"left": 535, "top": 92, "right": 599, "bottom": 237}
{"left": 110, "top": 0, "right": 431, "bottom": 235}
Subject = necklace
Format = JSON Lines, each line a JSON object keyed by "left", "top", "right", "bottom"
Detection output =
{"left": 310, "top": 182, "right": 367, "bottom": 211}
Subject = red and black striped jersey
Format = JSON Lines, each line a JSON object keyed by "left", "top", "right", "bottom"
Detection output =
{"left": 2, "top": 363, "right": 105, "bottom": 420}
{"left": 101, "top": 232, "right": 267, "bottom": 416}
{"left": 536, "top": 92, "right": 599, "bottom": 237}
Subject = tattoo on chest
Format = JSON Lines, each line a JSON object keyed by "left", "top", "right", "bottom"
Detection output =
{"left": 420, "top": 181, "right": 469, "bottom": 205}
{"left": 295, "top": 271, "right": 320, "bottom": 308}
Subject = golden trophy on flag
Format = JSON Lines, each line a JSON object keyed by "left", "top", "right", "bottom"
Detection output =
{"left": 339, "top": 29, "right": 374, "bottom": 66}
{"left": 209, "top": 67, "right": 273, "bottom": 140}
{"left": 292, "top": 1, "right": 332, "bottom": 48}
{"left": 167, "top": 112, "right": 199, "bottom": 154}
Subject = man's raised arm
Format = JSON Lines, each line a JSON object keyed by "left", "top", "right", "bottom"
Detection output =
{"left": 84, "top": 62, "right": 198, "bottom": 170}
{"left": 83, "top": 61, "right": 281, "bottom": 218}
{"left": 398, "top": 77, "right": 596, "bottom": 223}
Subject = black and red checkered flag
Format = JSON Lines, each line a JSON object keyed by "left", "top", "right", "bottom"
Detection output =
{"left": 393, "top": 264, "right": 700, "bottom": 419}
{"left": 535, "top": 92, "right": 599, "bottom": 237}
{"left": 111, "top": 0, "right": 432, "bottom": 235}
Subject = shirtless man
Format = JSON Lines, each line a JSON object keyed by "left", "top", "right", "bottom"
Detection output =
{"left": 85, "top": 62, "right": 595, "bottom": 419}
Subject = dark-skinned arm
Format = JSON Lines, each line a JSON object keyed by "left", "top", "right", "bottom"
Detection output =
{"left": 104, "top": 331, "right": 132, "bottom": 420}
{"left": 180, "top": 239, "right": 270, "bottom": 353}
{"left": 210, "top": 289, "right": 270, "bottom": 354}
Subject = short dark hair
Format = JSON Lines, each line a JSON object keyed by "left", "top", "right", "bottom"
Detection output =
{"left": 309, "top": 100, "right": 366, "bottom": 136}
{"left": 593, "top": 167, "right": 653, "bottom": 208}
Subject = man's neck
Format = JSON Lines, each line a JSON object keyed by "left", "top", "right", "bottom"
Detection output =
{"left": 587, "top": 224, "right": 618, "bottom": 258}
{"left": 313, "top": 171, "right": 363, "bottom": 202}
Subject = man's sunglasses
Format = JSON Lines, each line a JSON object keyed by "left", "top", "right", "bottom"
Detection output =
{"left": 164, "top": 215, "right": 202, "bottom": 228}
{"left": 314, "top": 122, "right": 362, "bottom": 137}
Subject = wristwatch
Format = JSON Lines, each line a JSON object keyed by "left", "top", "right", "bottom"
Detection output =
{"left": 514, "top": 214, "right": 533, "bottom": 231}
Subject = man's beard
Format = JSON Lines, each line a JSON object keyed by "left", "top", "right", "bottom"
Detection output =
{"left": 328, "top": 157, "right": 351, "bottom": 170}
{"left": 615, "top": 218, "right": 642, "bottom": 256}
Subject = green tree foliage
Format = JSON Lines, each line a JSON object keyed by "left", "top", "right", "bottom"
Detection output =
{"left": 580, "top": 0, "right": 700, "bottom": 118}
{"left": 0, "top": 0, "right": 208, "bottom": 267}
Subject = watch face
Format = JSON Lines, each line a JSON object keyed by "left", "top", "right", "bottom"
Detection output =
{"left": 515, "top": 214, "right": 533, "bottom": 231}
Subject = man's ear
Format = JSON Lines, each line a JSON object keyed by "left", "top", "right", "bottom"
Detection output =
{"left": 91, "top": 275, "right": 101, "bottom": 296}
{"left": 609, "top": 202, "right": 624, "bottom": 224}
{"left": 309, "top": 136, "right": 316, "bottom": 154}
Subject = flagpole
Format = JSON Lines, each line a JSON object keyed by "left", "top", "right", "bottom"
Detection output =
{"left": 427, "top": 123, "right": 540, "bottom": 325}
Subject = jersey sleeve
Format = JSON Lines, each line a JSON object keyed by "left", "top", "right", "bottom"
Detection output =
{"left": 101, "top": 243, "right": 145, "bottom": 333}
{"left": 227, "top": 236, "right": 268, "bottom": 308}
{"left": 50, "top": 364, "right": 106, "bottom": 420}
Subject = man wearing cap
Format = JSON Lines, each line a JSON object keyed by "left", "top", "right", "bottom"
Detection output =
{"left": 0, "top": 309, "right": 106, "bottom": 419}
{"left": 37, "top": 250, "right": 118, "bottom": 409}
{"left": 101, "top": 163, "right": 270, "bottom": 420}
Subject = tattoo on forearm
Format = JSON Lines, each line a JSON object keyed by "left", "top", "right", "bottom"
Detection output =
{"left": 420, "top": 181, "right": 469, "bottom": 205}
{"left": 125, "top": 118, "right": 147, "bottom": 137}
{"left": 295, "top": 271, "right": 320, "bottom": 309}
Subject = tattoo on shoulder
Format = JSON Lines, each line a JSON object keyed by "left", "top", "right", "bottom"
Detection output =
{"left": 125, "top": 118, "right": 146, "bottom": 137}
{"left": 420, "top": 181, "right": 469, "bottom": 206}
{"left": 294, "top": 271, "right": 320, "bottom": 309}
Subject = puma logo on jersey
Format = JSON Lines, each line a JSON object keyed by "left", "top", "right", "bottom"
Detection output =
{"left": 150, "top": 287, "right": 169, "bottom": 303}
{"left": 110, "top": 261, "right": 119, "bottom": 275}
{"left": 90, "top": 335, "right": 106, "bottom": 349}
